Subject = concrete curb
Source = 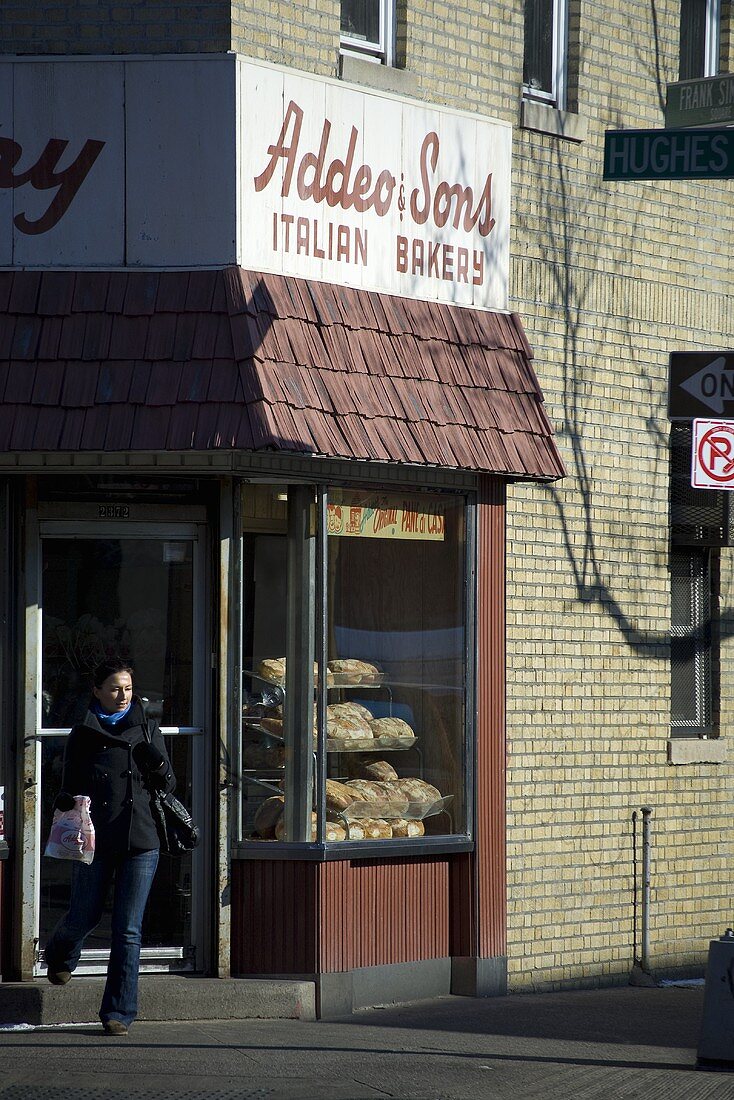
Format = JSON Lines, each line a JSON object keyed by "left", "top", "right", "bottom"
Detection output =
{"left": 0, "top": 976, "right": 316, "bottom": 1025}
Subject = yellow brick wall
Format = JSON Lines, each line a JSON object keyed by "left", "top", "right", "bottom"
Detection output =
{"left": 2, "top": 0, "right": 732, "bottom": 994}
{"left": 506, "top": 0, "right": 734, "bottom": 990}
{"left": 0, "top": 1, "right": 232, "bottom": 54}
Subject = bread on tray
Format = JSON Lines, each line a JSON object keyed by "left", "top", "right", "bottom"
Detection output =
{"left": 327, "top": 658, "right": 382, "bottom": 684}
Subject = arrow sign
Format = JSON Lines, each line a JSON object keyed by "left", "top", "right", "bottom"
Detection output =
{"left": 669, "top": 352, "right": 734, "bottom": 419}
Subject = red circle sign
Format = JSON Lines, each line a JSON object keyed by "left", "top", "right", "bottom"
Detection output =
{"left": 697, "top": 424, "right": 734, "bottom": 482}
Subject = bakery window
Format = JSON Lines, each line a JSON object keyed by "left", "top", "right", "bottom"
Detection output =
{"left": 238, "top": 482, "right": 472, "bottom": 856}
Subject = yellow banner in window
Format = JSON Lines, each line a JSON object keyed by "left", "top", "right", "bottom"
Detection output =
{"left": 327, "top": 501, "right": 445, "bottom": 541}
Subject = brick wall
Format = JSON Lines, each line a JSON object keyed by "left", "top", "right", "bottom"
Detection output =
{"left": 1, "top": 1, "right": 732, "bottom": 993}
{"left": 505, "top": 0, "right": 734, "bottom": 990}
{"left": 0, "top": 1, "right": 231, "bottom": 55}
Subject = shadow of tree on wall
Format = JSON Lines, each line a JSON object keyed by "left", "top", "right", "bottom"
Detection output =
{"left": 514, "top": 102, "right": 677, "bottom": 660}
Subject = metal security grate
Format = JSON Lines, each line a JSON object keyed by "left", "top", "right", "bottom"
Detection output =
{"left": 670, "top": 547, "right": 712, "bottom": 732}
{"left": 670, "top": 423, "right": 729, "bottom": 546}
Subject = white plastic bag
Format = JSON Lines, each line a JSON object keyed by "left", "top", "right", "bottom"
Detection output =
{"left": 44, "top": 795, "right": 95, "bottom": 864}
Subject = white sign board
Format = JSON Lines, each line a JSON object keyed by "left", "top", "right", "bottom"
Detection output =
{"left": 691, "top": 419, "right": 734, "bottom": 490}
{"left": 236, "top": 60, "right": 511, "bottom": 308}
{"left": 0, "top": 56, "right": 511, "bottom": 310}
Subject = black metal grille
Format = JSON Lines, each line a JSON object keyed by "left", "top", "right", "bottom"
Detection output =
{"left": 670, "top": 547, "right": 712, "bottom": 731}
{"left": 670, "top": 423, "right": 729, "bottom": 546}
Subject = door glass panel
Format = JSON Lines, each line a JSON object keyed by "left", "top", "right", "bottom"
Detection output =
{"left": 39, "top": 537, "right": 197, "bottom": 968}
{"left": 41, "top": 539, "right": 193, "bottom": 728}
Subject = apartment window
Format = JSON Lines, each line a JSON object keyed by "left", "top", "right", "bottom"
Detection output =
{"left": 523, "top": 0, "right": 568, "bottom": 109}
{"left": 679, "top": 0, "right": 721, "bottom": 80}
{"left": 341, "top": 0, "right": 395, "bottom": 65}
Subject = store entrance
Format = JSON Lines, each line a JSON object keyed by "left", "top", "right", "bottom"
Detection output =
{"left": 34, "top": 514, "right": 208, "bottom": 976}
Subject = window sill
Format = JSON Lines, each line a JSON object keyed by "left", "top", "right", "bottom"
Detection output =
{"left": 520, "top": 99, "right": 588, "bottom": 143}
{"left": 232, "top": 836, "right": 473, "bottom": 861}
{"left": 667, "top": 738, "right": 727, "bottom": 765}
{"left": 339, "top": 54, "right": 420, "bottom": 99}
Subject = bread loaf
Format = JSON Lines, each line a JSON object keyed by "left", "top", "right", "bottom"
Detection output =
{"left": 253, "top": 796, "right": 284, "bottom": 838}
{"left": 325, "top": 821, "right": 347, "bottom": 842}
{"left": 256, "top": 657, "right": 286, "bottom": 684}
{"left": 326, "top": 709, "right": 373, "bottom": 742}
{"left": 256, "top": 658, "right": 333, "bottom": 687}
{"left": 390, "top": 819, "right": 425, "bottom": 838}
{"left": 360, "top": 818, "right": 393, "bottom": 839}
{"left": 345, "top": 821, "right": 366, "bottom": 840}
{"left": 361, "top": 759, "right": 399, "bottom": 782}
{"left": 326, "top": 779, "right": 361, "bottom": 811}
{"left": 344, "top": 779, "right": 390, "bottom": 802}
{"left": 396, "top": 778, "right": 441, "bottom": 804}
{"left": 327, "top": 701, "right": 373, "bottom": 721}
{"left": 327, "top": 659, "right": 382, "bottom": 684}
{"left": 274, "top": 811, "right": 317, "bottom": 841}
{"left": 369, "top": 717, "right": 415, "bottom": 744}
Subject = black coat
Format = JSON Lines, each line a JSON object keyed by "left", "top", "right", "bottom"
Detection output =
{"left": 59, "top": 697, "right": 176, "bottom": 854}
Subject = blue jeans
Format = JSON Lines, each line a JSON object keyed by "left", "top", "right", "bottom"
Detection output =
{"left": 45, "top": 848, "right": 159, "bottom": 1027}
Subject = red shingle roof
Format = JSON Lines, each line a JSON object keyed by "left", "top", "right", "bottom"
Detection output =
{"left": 0, "top": 267, "right": 564, "bottom": 479}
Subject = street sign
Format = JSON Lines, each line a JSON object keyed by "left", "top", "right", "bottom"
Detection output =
{"left": 692, "top": 420, "right": 734, "bottom": 490}
{"left": 603, "top": 128, "right": 734, "bottom": 180}
{"left": 669, "top": 352, "right": 734, "bottom": 419}
{"left": 665, "top": 74, "right": 734, "bottom": 129}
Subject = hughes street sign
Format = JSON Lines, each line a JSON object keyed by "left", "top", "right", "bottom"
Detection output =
{"left": 603, "top": 128, "right": 734, "bottom": 180}
{"left": 669, "top": 352, "right": 734, "bottom": 419}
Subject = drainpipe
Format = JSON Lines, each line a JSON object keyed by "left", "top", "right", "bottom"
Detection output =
{"left": 640, "top": 806, "right": 653, "bottom": 974}
{"left": 630, "top": 805, "right": 657, "bottom": 986}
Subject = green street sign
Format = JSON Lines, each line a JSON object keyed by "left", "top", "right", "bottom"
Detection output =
{"left": 603, "top": 128, "right": 734, "bottom": 180}
{"left": 666, "top": 74, "right": 734, "bottom": 128}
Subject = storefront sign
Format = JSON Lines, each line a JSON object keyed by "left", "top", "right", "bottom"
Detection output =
{"left": 238, "top": 63, "right": 511, "bottom": 308}
{"left": 665, "top": 75, "right": 734, "bottom": 128}
{"left": 0, "top": 56, "right": 510, "bottom": 309}
{"left": 327, "top": 500, "right": 445, "bottom": 540}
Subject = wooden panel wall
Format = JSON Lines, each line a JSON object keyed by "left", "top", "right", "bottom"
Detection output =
{"left": 231, "top": 856, "right": 451, "bottom": 975}
{"left": 476, "top": 475, "right": 507, "bottom": 958}
{"left": 319, "top": 857, "right": 450, "bottom": 972}
{"left": 230, "top": 859, "right": 318, "bottom": 975}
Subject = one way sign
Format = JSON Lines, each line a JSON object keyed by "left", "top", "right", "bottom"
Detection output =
{"left": 669, "top": 352, "right": 734, "bottom": 419}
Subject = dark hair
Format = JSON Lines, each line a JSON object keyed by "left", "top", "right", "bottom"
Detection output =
{"left": 92, "top": 659, "right": 134, "bottom": 689}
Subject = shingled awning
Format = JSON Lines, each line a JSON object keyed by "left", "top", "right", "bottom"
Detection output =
{"left": 0, "top": 266, "right": 564, "bottom": 480}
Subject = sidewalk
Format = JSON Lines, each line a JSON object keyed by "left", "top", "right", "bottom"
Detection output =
{"left": 0, "top": 984, "right": 730, "bottom": 1100}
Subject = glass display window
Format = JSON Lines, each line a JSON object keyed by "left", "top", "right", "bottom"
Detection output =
{"left": 238, "top": 482, "right": 472, "bottom": 853}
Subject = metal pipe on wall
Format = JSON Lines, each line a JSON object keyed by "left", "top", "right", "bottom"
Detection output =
{"left": 640, "top": 806, "right": 653, "bottom": 974}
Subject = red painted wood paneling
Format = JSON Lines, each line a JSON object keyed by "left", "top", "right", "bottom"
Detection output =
{"left": 230, "top": 859, "right": 318, "bottom": 976}
{"left": 319, "top": 858, "right": 450, "bottom": 973}
{"left": 476, "top": 475, "right": 507, "bottom": 958}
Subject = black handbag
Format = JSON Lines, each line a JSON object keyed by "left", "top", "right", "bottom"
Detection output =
{"left": 143, "top": 723, "right": 200, "bottom": 854}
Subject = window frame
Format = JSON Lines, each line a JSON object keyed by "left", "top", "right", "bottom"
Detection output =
{"left": 340, "top": 0, "right": 396, "bottom": 66}
{"left": 679, "top": 0, "right": 722, "bottom": 81}
{"left": 234, "top": 480, "right": 476, "bottom": 859}
{"left": 522, "top": 0, "right": 569, "bottom": 111}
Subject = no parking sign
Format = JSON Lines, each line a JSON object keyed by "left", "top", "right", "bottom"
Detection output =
{"left": 691, "top": 419, "right": 734, "bottom": 489}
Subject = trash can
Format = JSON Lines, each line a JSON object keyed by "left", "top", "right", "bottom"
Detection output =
{"left": 697, "top": 928, "right": 734, "bottom": 1070}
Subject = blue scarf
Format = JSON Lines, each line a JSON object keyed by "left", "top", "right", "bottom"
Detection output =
{"left": 91, "top": 699, "right": 132, "bottom": 726}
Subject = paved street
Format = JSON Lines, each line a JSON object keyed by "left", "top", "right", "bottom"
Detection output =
{"left": 1, "top": 984, "right": 732, "bottom": 1099}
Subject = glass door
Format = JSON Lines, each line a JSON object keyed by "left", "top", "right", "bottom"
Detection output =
{"left": 35, "top": 520, "right": 207, "bottom": 975}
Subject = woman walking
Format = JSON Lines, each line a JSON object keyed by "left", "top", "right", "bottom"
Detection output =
{"left": 45, "top": 658, "right": 175, "bottom": 1035}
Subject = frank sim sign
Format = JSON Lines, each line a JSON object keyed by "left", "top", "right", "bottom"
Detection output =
{"left": 691, "top": 420, "right": 734, "bottom": 490}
